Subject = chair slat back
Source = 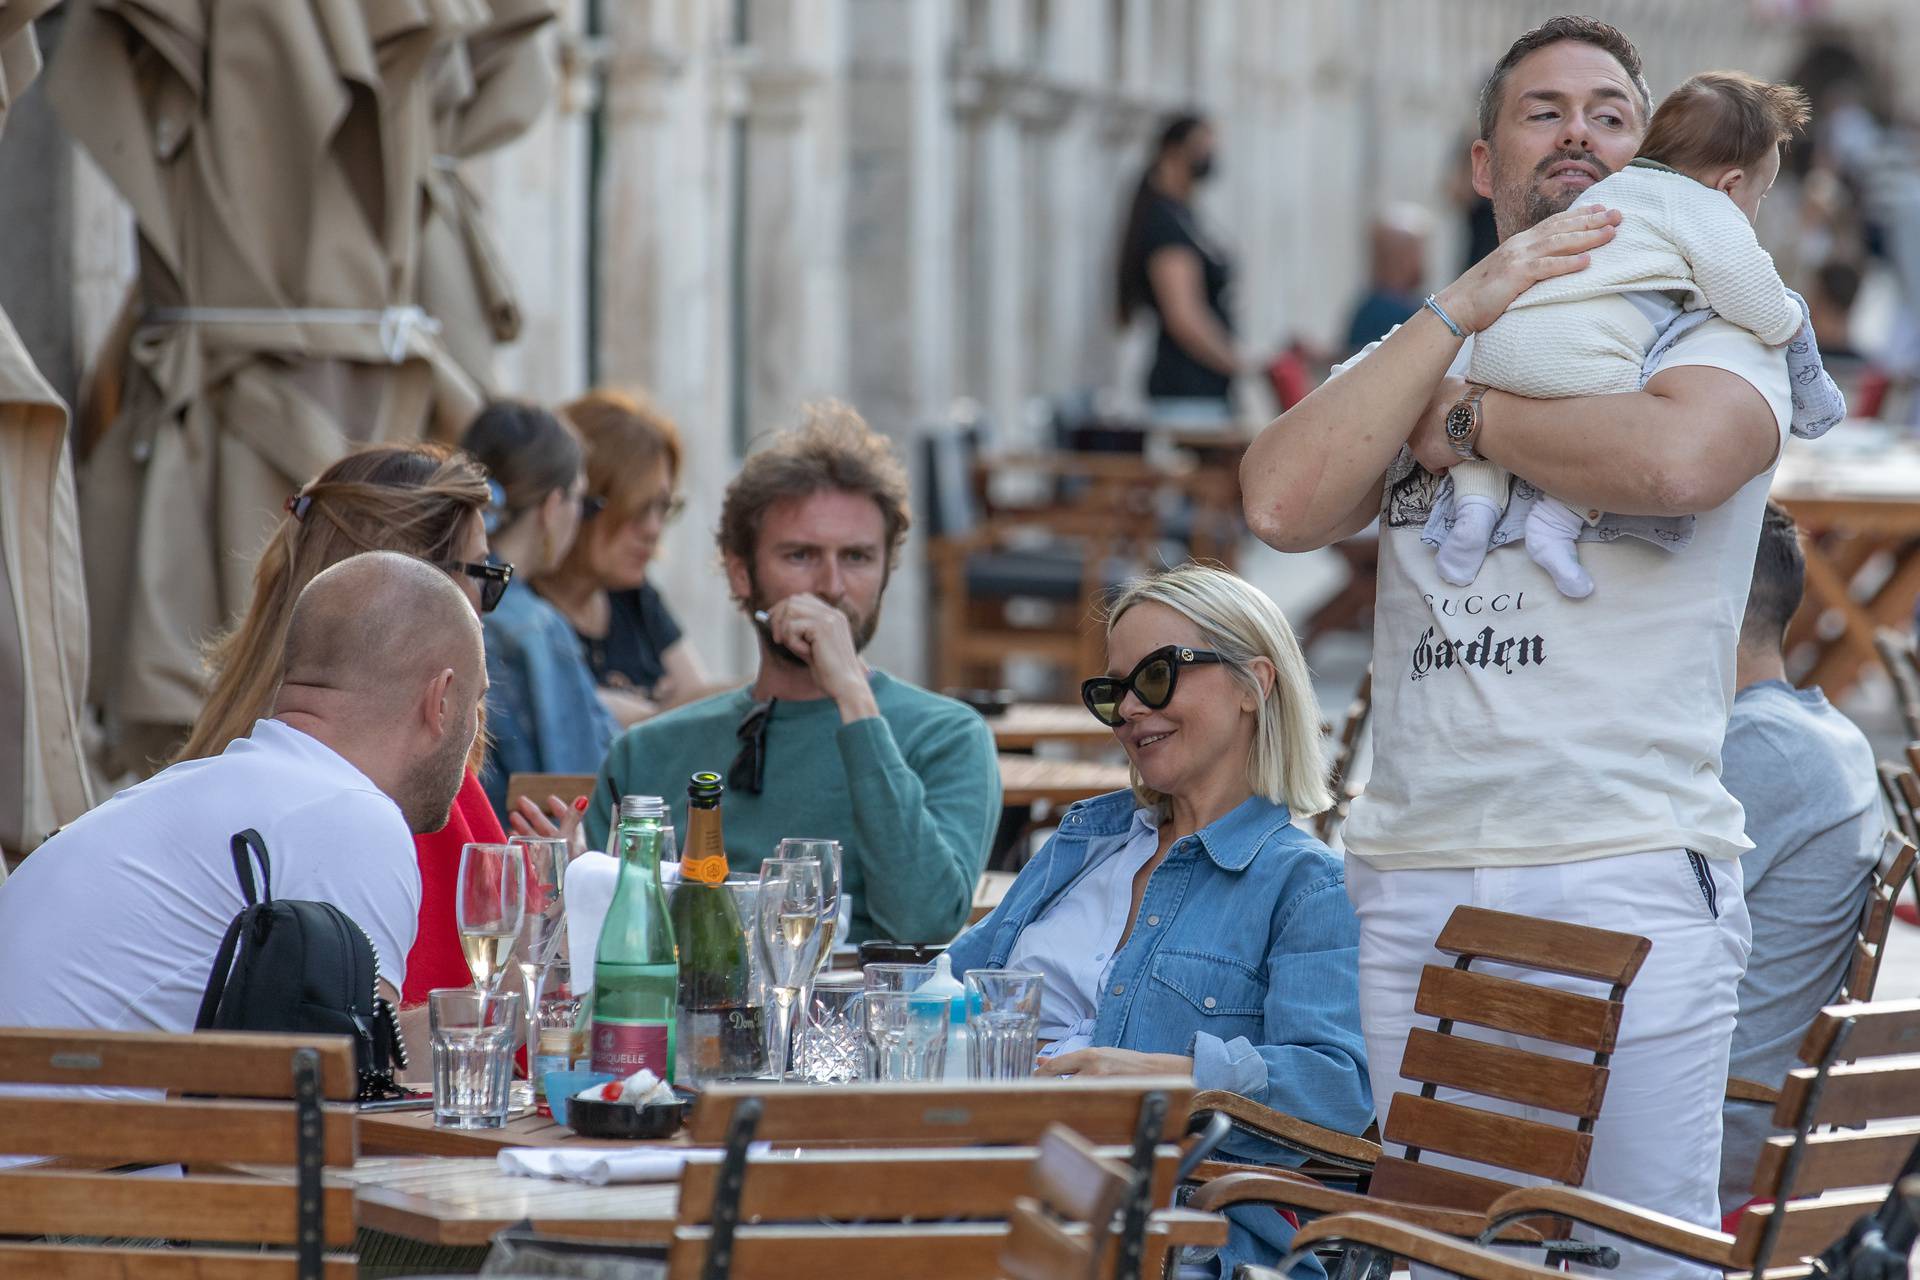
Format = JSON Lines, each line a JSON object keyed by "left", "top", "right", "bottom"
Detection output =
{"left": 1737, "top": 1000, "right": 1920, "bottom": 1274}
{"left": 1373, "top": 908, "right": 1650, "bottom": 1215}
{"left": 672, "top": 1144, "right": 1179, "bottom": 1225}
{"left": 1875, "top": 762, "right": 1916, "bottom": 843}
{"left": 686, "top": 1078, "right": 1193, "bottom": 1147}
{"left": 1845, "top": 833, "right": 1917, "bottom": 1001}
{"left": 1877, "top": 629, "right": 1920, "bottom": 738}
{"left": 1001, "top": 1126, "right": 1137, "bottom": 1280}
{"left": 0, "top": 1027, "right": 358, "bottom": 1098}
{"left": 0, "top": 1242, "right": 358, "bottom": 1279}
{"left": 0, "top": 1027, "right": 359, "bottom": 1276}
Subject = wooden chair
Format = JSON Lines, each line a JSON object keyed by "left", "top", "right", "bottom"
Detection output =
{"left": 923, "top": 416, "right": 1153, "bottom": 697}
{"left": 1727, "top": 830, "right": 1919, "bottom": 1108}
{"left": 1476, "top": 998, "right": 1920, "bottom": 1280}
{"left": 1874, "top": 627, "right": 1920, "bottom": 740}
{"left": 1190, "top": 907, "right": 1650, "bottom": 1273}
{"left": 1876, "top": 760, "right": 1916, "bottom": 845}
{"left": 0, "top": 1027, "right": 360, "bottom": 1278}
{"left": 662, "top": 1079, "right": 1217, "bottom": 1280}
{"left": 1313, "top": 666, "right": 1373, "bottom": 843}
{"left": 1001, "top": 1125, "right": 1137, "bottom": 1280}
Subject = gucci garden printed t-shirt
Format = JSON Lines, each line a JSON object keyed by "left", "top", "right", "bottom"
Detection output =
{"left": 1338, "top": 316, "right": 1791, "bottom": 870}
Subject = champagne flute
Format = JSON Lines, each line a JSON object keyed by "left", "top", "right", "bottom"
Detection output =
{"left": 509, "top": 835, "right": 568, "bottom": 1107}
{"left": 773, "top": 838, "right": 843, "bottom": 969}
{"left": 457, "top": 843, "right": 526, "bottom": 993}
{"left": 753, "top": 858, "right": 827, "bottom": 1081}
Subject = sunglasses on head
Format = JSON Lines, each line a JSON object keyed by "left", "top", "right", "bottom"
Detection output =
{"left": 1080, "top": 645, "right": 1223, "bottom": 727}
{"left": 440, "top": 557, "right": 514, "bottom": 613}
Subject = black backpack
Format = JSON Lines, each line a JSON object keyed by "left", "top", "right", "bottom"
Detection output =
{"left": 195, "top": 829, "right": 409, "bottom": 1101}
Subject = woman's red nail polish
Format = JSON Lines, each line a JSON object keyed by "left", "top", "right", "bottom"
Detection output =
{"left": 574, "top": 795, "right": 589, "bottom": 812}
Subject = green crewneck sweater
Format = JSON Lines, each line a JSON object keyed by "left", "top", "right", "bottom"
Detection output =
{"left": 585, "top": 671, "right": 1000, "bottom": 944}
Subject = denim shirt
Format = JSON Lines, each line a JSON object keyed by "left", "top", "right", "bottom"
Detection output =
{"left": 478, "top": 584, "right": 618, "bottom": 822}
{"left": 947, "top": 790, "right": 1370, "bottom": 1278}
{"left": 947, "top": 789, "right": 1371, "bottom": 1147}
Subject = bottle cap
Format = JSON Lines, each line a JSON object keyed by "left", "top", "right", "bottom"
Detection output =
{"left": 619, "top": 795, "right": 667, "bottom": 821}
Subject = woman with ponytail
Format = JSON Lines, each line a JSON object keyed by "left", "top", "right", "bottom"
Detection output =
{"left": 179, "top": 442, "right": 536, "bottom": 1005}
{"left": 1115, "top": 113, "right": 1243, "bottom": 419}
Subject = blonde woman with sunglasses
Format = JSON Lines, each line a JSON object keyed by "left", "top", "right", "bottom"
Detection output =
{"left": 945, "top": 563, "right": 1370, "bottom": 1280}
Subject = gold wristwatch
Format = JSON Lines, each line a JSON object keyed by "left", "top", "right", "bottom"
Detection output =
{"left": 1445, "top": 384, "right": 1489, "bottom": 462}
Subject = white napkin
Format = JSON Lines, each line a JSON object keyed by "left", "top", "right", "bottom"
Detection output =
{"left": 566, "top": 855, "right": 682, "bottom": 976}
{"left": 498, "top": 1145, "right": 699, "bottom": 1186}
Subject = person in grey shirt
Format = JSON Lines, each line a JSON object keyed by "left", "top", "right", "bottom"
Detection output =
{"left": 1718, "top": 501, "right": 1883, "bottom": 1218}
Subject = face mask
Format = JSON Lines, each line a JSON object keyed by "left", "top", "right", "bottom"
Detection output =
{"left": 1190, "top": 152, "right": 1216, "bottom": 182}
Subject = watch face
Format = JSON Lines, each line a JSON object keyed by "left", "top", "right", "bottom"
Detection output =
{"left": 1446, "top": 405, "right": 1473, "bottom": 440}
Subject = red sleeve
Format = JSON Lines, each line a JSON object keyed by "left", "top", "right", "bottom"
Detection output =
{"left": 403, "top": 769, "right": 509, "bottom": 1005}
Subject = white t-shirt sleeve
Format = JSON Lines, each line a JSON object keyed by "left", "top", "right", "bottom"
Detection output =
{"left": 1646, "top": 314, "right": 1792, "bottom": 468}
{"left": 269, "top": 791, "right": 421, "bottom": 994}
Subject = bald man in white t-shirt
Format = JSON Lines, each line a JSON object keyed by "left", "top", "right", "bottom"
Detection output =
{"left": 1240, "top": 21, "right": 1784, "bottom": 1280}
{"left": 0, "top": 552, "right": 487, "bottom": 1047}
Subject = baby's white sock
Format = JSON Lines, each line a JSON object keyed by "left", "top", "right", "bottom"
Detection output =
{"left": 1435, "top": 495, "right": 1501, "bottom": 587}
{"left": 1525, "top": 497, "right": 1594, "bottom": 598}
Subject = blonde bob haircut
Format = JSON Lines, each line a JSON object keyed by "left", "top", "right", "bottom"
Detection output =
{"left": 1103, "top": 563, "right": 1331, "bottom": 817}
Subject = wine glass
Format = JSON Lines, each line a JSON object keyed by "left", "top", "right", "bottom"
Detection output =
{"left": 753, "top": 858, "right": 827, "bottom": 1081}
{"left": 456, "top": 843, "right": 526, "bottom": 994}
{"left": 509, "top": 835, "right": 568, "bottom": 1107}
{"left": 773, "top": 838, "right": 843, "bottom": 970}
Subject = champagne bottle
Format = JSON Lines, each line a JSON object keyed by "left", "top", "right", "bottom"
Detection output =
{"left": 670, "top": 772, "right": 766, "bottom": 1082}
{"left": 589, "top": 796, "right": 679, "bottom": 1079}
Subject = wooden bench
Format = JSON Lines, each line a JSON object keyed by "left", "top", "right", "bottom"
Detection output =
{"left": 0, "top": 1027, "right": 360, "bottom": 1279}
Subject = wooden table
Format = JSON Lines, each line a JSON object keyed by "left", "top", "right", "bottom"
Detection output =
{"left": 983, "top": 703, "right": 1114, "bottom": 751}
{"left": 997, "top": 755, "right": 1131, "bottom": 808}
{"left": 1773, "top": 428, "right": 1920, "bottom": 698}
{"left": 359, "top": 1106, "right": 675, "bottom": 1157}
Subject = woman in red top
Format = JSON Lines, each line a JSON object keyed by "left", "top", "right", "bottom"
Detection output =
{"left": 176, "top": 442, "right": 576, "bottom": 1006}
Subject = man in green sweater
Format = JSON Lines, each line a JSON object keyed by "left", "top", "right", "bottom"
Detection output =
{"left": 586, "top": 401, "right": 1000, "bottom": 944}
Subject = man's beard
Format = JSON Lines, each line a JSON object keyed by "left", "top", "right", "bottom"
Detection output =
{"left": 746, "top": 567, "right": 883, "bottom": 669}
{"left": 1494, "top": 145, "right": 1614, "bottom": 239}
{"left": 398, "top": 707, "right": 475, "bottom": 833}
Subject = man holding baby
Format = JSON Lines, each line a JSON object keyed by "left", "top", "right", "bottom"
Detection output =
{"left": 1243, "top": 17, "right": 1815, "bottom": 1276}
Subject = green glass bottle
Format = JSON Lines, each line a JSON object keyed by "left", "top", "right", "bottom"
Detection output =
{"left": 669, "top": 772, "right": 766, "bottom": 1082}
{"left": 589, "top": 795, "right": 679, "bottom": 1079}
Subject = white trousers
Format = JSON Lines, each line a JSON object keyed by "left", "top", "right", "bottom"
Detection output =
{"left": 1345, "top": 849, "right": 1752, "bottom": 1280}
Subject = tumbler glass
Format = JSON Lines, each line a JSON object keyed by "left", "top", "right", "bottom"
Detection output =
{"left": 862, "top": 962, "right": 935, "bottom": 995}
{"left": 964, "top": 969, "right": 1043, "bottom": 1079}
{"left": 796, "top": 973, "right": 867, "bottom": 1084}
{"left": 863, "top": 989, "right": 949, "bottom": 1082}
{"left": 431, "top": 987, "right": 521, "bottom": 1129}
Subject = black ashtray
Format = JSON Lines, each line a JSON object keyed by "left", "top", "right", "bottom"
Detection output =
{"left": 947, "top": 687, "right": 1015, "bottom": 717}
{"left": 564, "top": 1086, "right": 696, "bottom": 1139}
{"left": 858, "top": 940, "right": 948, "bottom": 968}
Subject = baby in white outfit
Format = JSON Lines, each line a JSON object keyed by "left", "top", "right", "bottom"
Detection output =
{"left": 1441, "top": 72, "right": 1813, "bottom": 597}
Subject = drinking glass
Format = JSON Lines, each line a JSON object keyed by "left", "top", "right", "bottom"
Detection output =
{"left": 431, "top": 987, "right": 521, "bottom": 1128}
{"left": 753, "top": 858, "right": 828, "bottom": 1081}
{"left": 509, "top": 835, "right": 568, "bottom": 1108}
{"left": 796, "top": 973, "right": 866, "bottom": 1084}
{"left": 964, "top": 968, "right": 1043, "bottom": 1079}
{"left": 863, "top": 989, "right": 949, "bottom": 1081}
{"left": 862, "top": 962, "right": 935, "bottom": 994}
{"left": 773, "top": 838, "right": 844, "bottom": 963}
{"left": 457, "top": 843, "right": 525, "bottom": 993}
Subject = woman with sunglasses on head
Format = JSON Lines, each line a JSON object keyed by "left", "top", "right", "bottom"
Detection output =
{"left": 459, "top": 401, "right": 617, "bottom": 825}
{"left": 945, "top": 563, "right": 1370, "bottom": 1280}
{"left": 535, "top": 388, "right": 714, "bottom": 728}
{"left": 178, "top": 441, "right": 542, "bottom": 1006}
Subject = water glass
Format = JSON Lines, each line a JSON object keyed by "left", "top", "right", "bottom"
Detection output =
{"left": 796, "top": 974, "right": 867, "bottom": 1084}
{"left": 964, "top": 969, "right": 1043, "bottom": 1079}
{"left": 511, "top": 835, "right": 568, "bottom": 1107}
{"left": 862, "top": 962, "right": 935, "bottom": 994}
{"left": 431, "top": 987, "right": 521, "bottom": 1129}
{"left": 864, "top": 989, "right": 949, "bottom": 1082}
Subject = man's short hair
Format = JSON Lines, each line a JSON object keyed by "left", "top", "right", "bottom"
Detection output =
{"left": 1744, "top": 501, "right": 1806, "bottom": 647}
{"left": 1478, "top": 15, "right": 1653, "bottom": 141}
{"left": 717, "top": 400, "right": 912, "bottom": 569}
{"left": 1639, "top": 72, "right": 1810, "bottom": 176}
